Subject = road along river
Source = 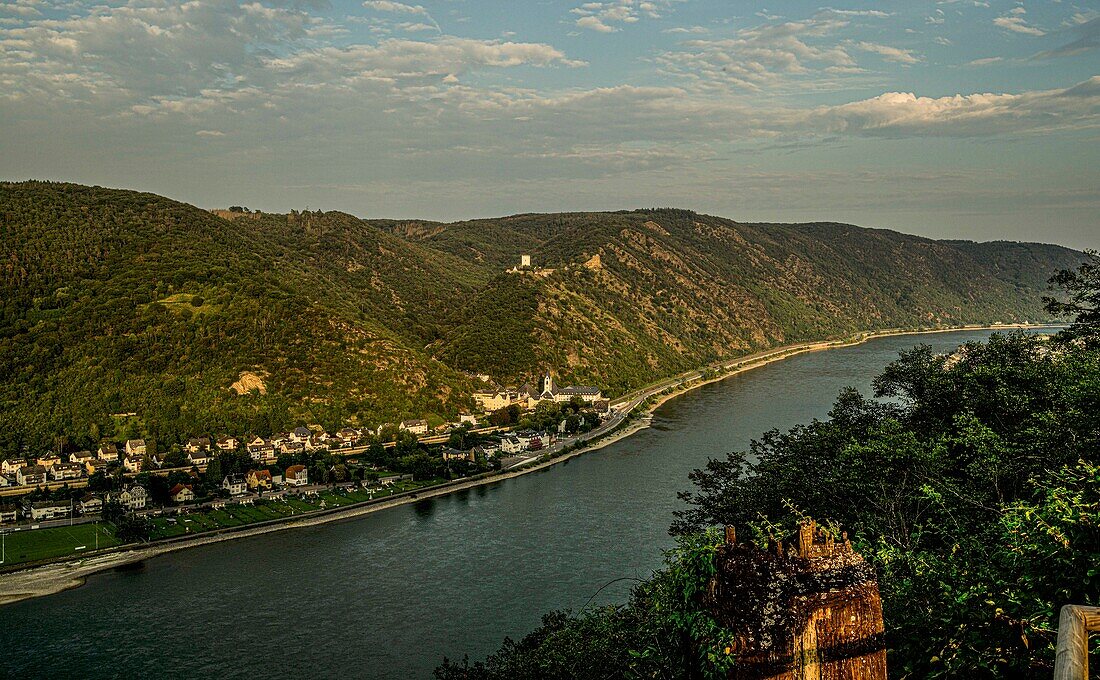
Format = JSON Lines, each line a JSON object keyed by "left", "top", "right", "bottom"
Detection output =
{"left": 0, "top": 329, "right": 1048, "bottom": 679}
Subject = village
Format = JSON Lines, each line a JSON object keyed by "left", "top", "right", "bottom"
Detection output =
{"left": 0, "top": 371, "right": 609, "bottom": 563}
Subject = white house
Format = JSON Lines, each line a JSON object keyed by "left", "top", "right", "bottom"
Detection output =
{"left": 36, "top": 453, "right": 61, "bottom": 470}
{"left": 16, "top": 465, "right": 47, "bottom": 486}
{"left": 400, "top": 419, "right": 429, "bottom": 436}
{"left": 514, "top": 431, "right": 538, "bottom": 449}
{"left": 123, "top": 455, "right": 144, "bottom": 473}
{"left": 338, "top": 428, "right": 362, "bottom": 445}
{"left": 475, "top": 441, "right": 501, "bottom": 457}
{"left": 169, "top": 484, "right": 195, "bottom": 504}
{"left": 500, "top": 436, "right": 523, "bottom": 455}
{"left": 216, "top": 435, "right": 239, "bottom": 451}
{"left": 278, "top": 441, "right": 305, "bottom": 455}
{"left": 26, "top": 500, "right": 71, "bottom": 521}
{"left": 110, "top": 485, "right": 148, "bottom": 510}
{"left": 556, "top": 386, "right": 603, "bottom": 403}
{"left": 0, "top": 458, "right": 24, "bottom": 475}
{"left": 97, "top": 442, "right": 120, "bottom": 462}
{"left": 186, "top": 449, "right": 211, "bottom": 466}
{"left": 184, "top": 437, "right": 211, "bottom": 454}
{"left": 291, "top": 426, "right": 312, "bottom": 444}
{"left": 222, "top": 474, "right": 247, "bottom": 496}
{"left": 124, "top": 439, "right": 147, "bottom": 457}
{"left": 284, "top": 465, "right": 309, "bottom": 487}
{"left": 51, "top": 462, "right": 85, "bottom": 481}
{"left": 79, "top": 494, "right": 103, "bottom": 515}
{"left": 247, "top": 436, "right": 275, "bottom": 462}
{"left": 69, "top": 450, "right": 95, "bottom": 465}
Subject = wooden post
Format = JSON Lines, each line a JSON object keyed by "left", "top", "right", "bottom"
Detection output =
{"left": 1054, "top": 605, "right": 1100, "bottom": 680}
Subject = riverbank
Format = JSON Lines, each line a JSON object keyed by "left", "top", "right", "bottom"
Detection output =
{"left": 0, "top": 323, "right": 1053, "bottom": 606}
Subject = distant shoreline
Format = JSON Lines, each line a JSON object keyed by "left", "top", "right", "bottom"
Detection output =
{"left": 0, "top": 322, "right": 1055, "bottom": 607}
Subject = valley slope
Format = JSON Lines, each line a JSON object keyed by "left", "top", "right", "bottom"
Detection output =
{"left": 0, "top": 183, "right": 1083, "bottom": 454}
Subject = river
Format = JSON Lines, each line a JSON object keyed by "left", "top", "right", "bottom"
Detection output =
{"left": 0, "top": 330, "right": 1042, "bottom": 678}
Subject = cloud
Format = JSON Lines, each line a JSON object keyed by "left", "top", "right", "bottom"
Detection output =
{"left": 852, "top": 41, "right": 921, "bottom": 64}
{"left": 816, "top": 8, "right": 892, "bottom": 18}
{"left": 655, "top": 15, "right": 861, "bottom": 90}
{"left": 1, "top": 0, "right": 1098, "bottom": 212}
{"left": 813, "top": 77, "right": 1100, "bottom": 137}
{"left": 662, "top": 26, "right": 709, "bottom": 34}
{"left": 0, "top": 0, "right": 583, "bottom": 116}
{"left": 966, "top": 56, "right": 1003, "bottom": 66}
{"left": 576, "top": 15, "right": 615, "bottom": 33}
{"left": 362, "top": 1, "right": 439, "bottom": 32}
{"left": 1036, "top": 15, "right": 1100, "bottom": 57}
{"left": 994, "top": 11, "right": 1045, "bottom": 36}
{"left": 362, "top": 1, "right": 430, "bottom": 16}
{"left": 571, "top": 0, "right": 679, "bottom": 33}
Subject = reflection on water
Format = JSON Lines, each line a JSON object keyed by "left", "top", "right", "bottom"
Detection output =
{"left": 0, "top": 330, "right": 1045, "bottom": 680}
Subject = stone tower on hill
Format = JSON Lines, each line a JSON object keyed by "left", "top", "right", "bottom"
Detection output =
{"left": 706, "top": 521, "right": 888, "bottom": 680}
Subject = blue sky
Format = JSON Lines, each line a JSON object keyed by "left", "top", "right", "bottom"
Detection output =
{"left": 1, "top": 0, "right": 1097, "bottom": 248}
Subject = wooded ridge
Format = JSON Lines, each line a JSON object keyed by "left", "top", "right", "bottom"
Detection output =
{"left": 0, "top": 181, "right": 1084, "bottom": 455}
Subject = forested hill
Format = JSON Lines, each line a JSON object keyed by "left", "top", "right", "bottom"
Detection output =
{"left": 0, "top": 182, "right": 1084, "bottom": 455}
{"left": 401, "top": 210, "right": 1085, "bottom": 394}
{"left": 0, "top": 181, "right": 482, "bottom": 455}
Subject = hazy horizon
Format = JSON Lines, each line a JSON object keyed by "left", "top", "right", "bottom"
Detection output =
{"left": 2, "top": 0, "right": 1097, "bottom": 250}
{"left": 1, "top": 176, "right": 1091, "bottom": 252}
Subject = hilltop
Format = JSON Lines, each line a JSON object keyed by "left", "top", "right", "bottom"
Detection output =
{"left": 0, "top": 182, "right": 1084, "bottom": 454}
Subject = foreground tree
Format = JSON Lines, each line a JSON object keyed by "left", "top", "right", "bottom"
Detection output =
{"left": 1044, "top": 250, "right": 1100, "bottom": 343}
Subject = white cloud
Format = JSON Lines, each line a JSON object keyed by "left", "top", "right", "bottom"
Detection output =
{"left": 662, "top": 25, "right": 709, "bottom": 34}
{"left": 813, "top": 77, "right": 1100, "bottom": 137}
{"left": 571, "top": 0, "right": 679, "bottom": 33}
{"left": 0, "top": 1, "right": 584, "bottom": 115}
{"left": 576, "top": 15, "right": 615, "bottom": 33}
{"left": 994, "top": 13, "right": 1045, "bottom": 36}
{"left": 655, "top": 15, "right": 861, "bottom": 90}
{"left": 362, "top": 1, "right": 431, "bottom": 17}
{"left": 852, "top": 41, "right": 921, "bottom": 64}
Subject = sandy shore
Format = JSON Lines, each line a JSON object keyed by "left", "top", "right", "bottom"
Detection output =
{"left": 0, "top": 323, "right": 1051, "bottom": 606}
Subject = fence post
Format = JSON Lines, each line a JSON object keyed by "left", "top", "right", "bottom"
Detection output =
{"left": 1054, "top": 605, "right": 1100, "bottom": 680}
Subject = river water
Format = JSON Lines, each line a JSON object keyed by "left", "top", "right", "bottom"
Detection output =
{"left": 0, "top": 330, "right": 1038, "bottom": 679}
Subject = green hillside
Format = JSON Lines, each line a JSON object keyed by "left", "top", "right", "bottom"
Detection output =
{"left": 425, "top": 210, "right": 1083, "bottom": 393}
{"left": 0, "top": 183, "right": 1085, "bottom": 455}
{"left": 0, "top": 182, "right": 480, "bottom": 455}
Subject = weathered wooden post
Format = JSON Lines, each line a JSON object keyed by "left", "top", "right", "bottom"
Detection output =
{"left": 1053, "top": 605, "right": 1100, "bottom": 680}
{"left": 705, "top": 520, "right": 887, "bottom": 680}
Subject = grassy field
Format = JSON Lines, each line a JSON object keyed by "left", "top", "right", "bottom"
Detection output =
{"left": 146, "top": 481, "right": 430, "bottom": 540}
{"left": 1, "top": 523, "right": 120, "bottom": 566}
{"left": 1, "top": 480, "right": 439, "bottom": 565}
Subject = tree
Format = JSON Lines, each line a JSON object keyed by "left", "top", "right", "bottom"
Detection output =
{"left": 114, "top": 514, "right": 152, "bottom": 542}
{"left": 1045, "top": 250, "right": 1100, "bottom": 343}
{"left": 205, "top": 456, "right": 222, "bottom": 487}
{"left": 101, "top": 498, "right": 126, "bottom": 524}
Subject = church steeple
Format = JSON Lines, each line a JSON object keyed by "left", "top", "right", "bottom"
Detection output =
{"left": 539, "top": 372, "right": 556, "bottom": 397}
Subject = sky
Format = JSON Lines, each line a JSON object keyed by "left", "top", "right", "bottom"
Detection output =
{"left": 1, "top": 0, "right": 1098, "bottom": 248}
